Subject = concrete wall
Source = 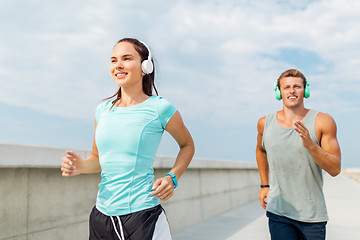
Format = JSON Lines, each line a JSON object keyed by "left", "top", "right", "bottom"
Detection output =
{"left": 0, "top": 143, "right": 259, "bottom": 240}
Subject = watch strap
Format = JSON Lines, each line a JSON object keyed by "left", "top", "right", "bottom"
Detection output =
{"left": 166, "top": 172, "right": 178, "bottom": 189}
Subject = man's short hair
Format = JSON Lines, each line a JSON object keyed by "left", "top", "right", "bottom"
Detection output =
{"left": 277, "top": 69, "right": 307, "bottom": 88}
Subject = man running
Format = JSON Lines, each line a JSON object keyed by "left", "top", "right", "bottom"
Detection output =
{"left": 256, "top": 69, "right": 341, "bottom": 239}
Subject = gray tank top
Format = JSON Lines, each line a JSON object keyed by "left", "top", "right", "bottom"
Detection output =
{"left": 262, "top": 109, "right": 328, "bottom": 222}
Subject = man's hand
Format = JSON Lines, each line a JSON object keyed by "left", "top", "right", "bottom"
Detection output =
{"left": 294, "top": 120, "right": 316, "bottom": 149}
{"left": 259, "top": 187, "right": 269, "bottom": 210}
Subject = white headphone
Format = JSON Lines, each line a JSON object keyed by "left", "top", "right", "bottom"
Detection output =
{"left": 139, "top": 41, "right": 154, "bottom": 74}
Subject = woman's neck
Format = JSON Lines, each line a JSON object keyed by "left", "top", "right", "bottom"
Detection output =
{"left": 115, "top": 88, "right": 149, "bottom": 107}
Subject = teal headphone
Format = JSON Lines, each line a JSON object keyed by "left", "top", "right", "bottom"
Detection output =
{"left": 274, "top": 79, "right": 310, "bottom": 100}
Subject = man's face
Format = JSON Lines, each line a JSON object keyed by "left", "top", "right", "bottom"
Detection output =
{"left": 279, "top": 77, "right": 305, "bottom": 107}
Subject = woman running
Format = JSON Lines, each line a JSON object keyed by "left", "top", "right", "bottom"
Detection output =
{"left": 61, "top": 38, "right": 195, "bottom": 240}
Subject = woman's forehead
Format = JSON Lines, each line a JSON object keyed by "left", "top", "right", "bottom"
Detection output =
{"left": 112, "top": 41, "right": 138, "bottom": 56}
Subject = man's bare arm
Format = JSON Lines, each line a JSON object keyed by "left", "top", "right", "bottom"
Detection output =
{"left": 256, "top": 116, "right": 270, "bottom": 209}
{"left": 294, "top": 113, "right": 341, "bottom": 176}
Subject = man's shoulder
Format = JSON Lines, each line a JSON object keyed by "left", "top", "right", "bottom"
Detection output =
{"left": 257, "top": 116, "right": 266, "bottom": 133}
{"left": 258, "top": 111, "right": 279, "bottom": 121}
{"left": 257, "top": 111, "right": 277, "bottom": 133}
{"left": 315, "top": 111, "right": 337, "bottom": 130}
{"left": 258, "top": 115, "right": 266, "bottom": 122}
{"left": 315, "top": 111, "right": 335, "bottom": 122}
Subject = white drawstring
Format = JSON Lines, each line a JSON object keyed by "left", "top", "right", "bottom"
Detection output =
{"left": 110, "top": 216, "right": 125, "bottom": 240}
{"left": 117, "top": 216, "right": 125, "bottom": 240}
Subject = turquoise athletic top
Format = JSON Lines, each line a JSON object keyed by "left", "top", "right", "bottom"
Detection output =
{"left": 94, "top": 96, "right": 177, "bottom": 216}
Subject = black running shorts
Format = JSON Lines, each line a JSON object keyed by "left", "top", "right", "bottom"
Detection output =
{"left": 89, "top": 205, "right": 172, "bottom": 240}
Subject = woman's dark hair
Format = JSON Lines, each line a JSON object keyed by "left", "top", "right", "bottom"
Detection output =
{"left": 105, "top": 38, "right": 158, "bottom": 105}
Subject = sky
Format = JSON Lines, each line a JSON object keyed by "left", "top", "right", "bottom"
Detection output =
{"left": 0, "top": 0, "right": 359, "bottom": 168}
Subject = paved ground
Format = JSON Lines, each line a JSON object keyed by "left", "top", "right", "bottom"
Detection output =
{"left": 173, "top": 173, "right": 360, "bottom": 240}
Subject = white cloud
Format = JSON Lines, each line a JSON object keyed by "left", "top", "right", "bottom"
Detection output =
{"left": 1, "top": 0, "right": 359, "bottom": 167}
{"left": 0, "top": 0, "right": 359, "bottom": 123}
{"left": 155, "top": 0, "right": 360, "bottom": 119}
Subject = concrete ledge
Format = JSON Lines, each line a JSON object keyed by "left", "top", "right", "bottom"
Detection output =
{"left": 342, "top": 168, "right": 360, "bottom": 183}
{"left": 155, "top": 155, "right": 257, "bottom": 169}
{"left": 0, "top": 143, "right": 259, "bottom": 239}
{"left": 0, "top": 143, "right": 90, "bottom": 168}
{"left": 0, "top": 143, "right": 257, "bottom": 170}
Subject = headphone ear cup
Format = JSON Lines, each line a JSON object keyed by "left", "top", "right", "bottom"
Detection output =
{"left": 141, "top": 59, "right": 153, "bottom": 74}
{"left": 274, "top": 80, "right": 282, "bottom": 100}
{"left": 304, "top": 82, "right": 310, "bottom": 98}
{"left": 275, "top": 88, "right": 282, "bottom": 100}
